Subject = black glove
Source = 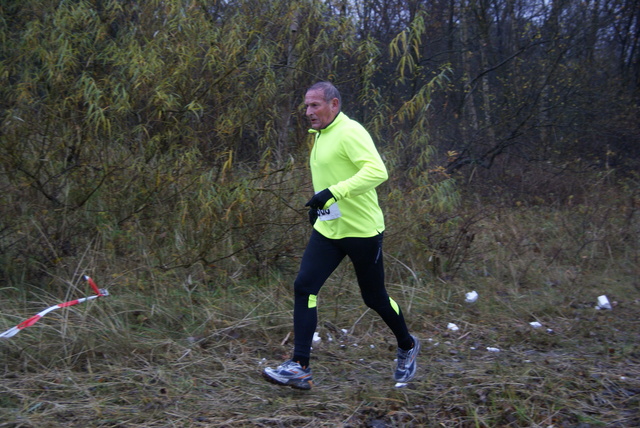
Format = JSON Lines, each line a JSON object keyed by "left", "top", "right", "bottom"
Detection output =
{"left": 305, "top": 188, "right": 334, "bottom": 210}
{"left": 308, "top": 208, "right": 318, "bottom": 226}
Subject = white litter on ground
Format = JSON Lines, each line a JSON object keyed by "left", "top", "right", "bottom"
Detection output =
{"left": 596, "top": 295, "right": 612, "bottom": 310}
{"left": 465, "top": 291, "right": 478, "bottom": 303}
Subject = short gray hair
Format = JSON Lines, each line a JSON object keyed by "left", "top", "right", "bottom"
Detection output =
{"left": 307, "top": 81, "right": 341, "bottom": 106}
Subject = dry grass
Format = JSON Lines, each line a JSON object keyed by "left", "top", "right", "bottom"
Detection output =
{"left": 2, "top": 267, "right": 638, "bottom": 427}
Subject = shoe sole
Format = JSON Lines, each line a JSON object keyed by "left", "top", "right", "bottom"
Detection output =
{"left": 261, "top": 370, "right": 313, "bottom": 390}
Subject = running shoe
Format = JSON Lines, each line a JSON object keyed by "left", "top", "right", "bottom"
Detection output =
{"left": 394, "top": 335, "right": 421, "bottom": 382}
{"left": 262, "top": 360, "right": 313, "bottom": 390}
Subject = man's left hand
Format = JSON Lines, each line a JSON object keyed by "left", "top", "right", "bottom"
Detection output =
{"left": 305, "top": 188, "right": 334, "bottom": 210}
{"left": 308, "top": 208, "right": 318, "bottom": 226}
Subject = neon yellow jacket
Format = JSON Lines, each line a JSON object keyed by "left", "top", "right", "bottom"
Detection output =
{"left": 309, "top": 112, "right": 388, "bottom": 239}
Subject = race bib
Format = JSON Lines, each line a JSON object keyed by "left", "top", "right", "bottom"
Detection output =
{"left": 317, "top": 202, "right": 341, "bottom": 221}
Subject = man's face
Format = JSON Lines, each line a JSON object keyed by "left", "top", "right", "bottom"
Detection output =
{"left": 305, "top": 89, "right": 339, "bottom": 130}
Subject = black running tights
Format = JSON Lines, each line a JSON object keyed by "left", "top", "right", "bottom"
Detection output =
{"left": 292, "top": 230, "right": 412, "bottom": 367}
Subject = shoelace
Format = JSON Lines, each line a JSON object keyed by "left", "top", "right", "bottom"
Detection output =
{"left": 397, "top": 349, "right": 410, "bottom": 369}
{"left": 281, "top": 360, "right": 301, "bottom": 372}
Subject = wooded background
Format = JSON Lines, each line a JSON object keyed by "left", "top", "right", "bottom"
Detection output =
{"left": 1, "top": 0, "right": 638, "bottom": 289}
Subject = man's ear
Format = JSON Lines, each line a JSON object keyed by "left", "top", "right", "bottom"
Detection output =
{"left": 331, "top": 98, "right": 340, "bottom": 112}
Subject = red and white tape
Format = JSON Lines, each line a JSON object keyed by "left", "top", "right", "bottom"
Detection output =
{"left": 0, "top": 275, "right": 108, "bottom": 339}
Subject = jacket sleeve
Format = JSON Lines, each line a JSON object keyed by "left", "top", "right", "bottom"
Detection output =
{"left": 328, "top": 125, "right": 388, "bottom": 200}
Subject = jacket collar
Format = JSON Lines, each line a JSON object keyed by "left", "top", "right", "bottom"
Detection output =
{"left": 309, "top": 111, "right": 345, "bottom": 134}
